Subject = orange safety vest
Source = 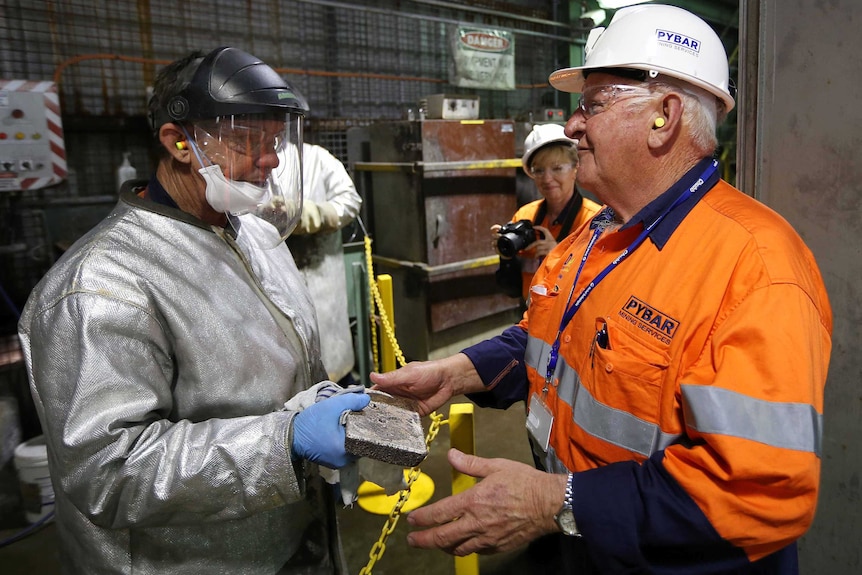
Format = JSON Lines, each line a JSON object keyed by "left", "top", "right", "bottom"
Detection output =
{"left": 523, "top": 179, "right": 832, "bottom": 561}
{"left": 511, "top": 195, "right": 601, "bottom": 300}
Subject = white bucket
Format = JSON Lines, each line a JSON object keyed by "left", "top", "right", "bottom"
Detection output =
{"left": 14, "top": 435, "right": 55, "bottom": 524}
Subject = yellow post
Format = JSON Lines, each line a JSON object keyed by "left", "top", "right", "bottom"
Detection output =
{"left": 449, "top": 403, "right": 479, "bottom": 575}
{"left": 377, "top": 273, "right": 396, "bottom": 373}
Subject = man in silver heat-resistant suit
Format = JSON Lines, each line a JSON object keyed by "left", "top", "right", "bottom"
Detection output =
{"left": 17, "top": 47, "right": 369, "bottom": 574}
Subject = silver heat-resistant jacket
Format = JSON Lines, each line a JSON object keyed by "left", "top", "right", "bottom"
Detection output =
{"left": 18, "top": 188, "right": 346, "bottom": 574}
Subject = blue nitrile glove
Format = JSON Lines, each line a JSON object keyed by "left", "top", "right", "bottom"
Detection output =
{"left": 291, "top": 391, "right": 371, "bottom": 469}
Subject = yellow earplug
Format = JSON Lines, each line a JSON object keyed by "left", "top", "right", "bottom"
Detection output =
{"left": 175, "top": 141, "right": 187, "bottom": 150}
{"left": 654, "top": 117, "right": 666, "bottom": 128}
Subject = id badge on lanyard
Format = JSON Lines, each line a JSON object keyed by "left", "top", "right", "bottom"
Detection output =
{"left": 526, "top": 393, "right": 554, "bottom": 450}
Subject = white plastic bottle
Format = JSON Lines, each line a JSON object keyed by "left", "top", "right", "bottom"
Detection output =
{"left": 116, "top": 152, "right": 137, "bottom": 193}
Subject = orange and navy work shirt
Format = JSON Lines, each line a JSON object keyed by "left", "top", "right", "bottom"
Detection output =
{"left": 510, "top": 194, "right": 601, "bottom": 300}
{"left": 464, "top": 158, "right": 832, "bottom": 573}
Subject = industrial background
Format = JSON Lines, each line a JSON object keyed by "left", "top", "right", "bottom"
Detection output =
{"left": 0, "top": 0, "right": 859, "bottom": 573}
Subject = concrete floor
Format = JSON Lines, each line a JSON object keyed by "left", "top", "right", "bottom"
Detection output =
{"left": 0, "top": 399, "right": 544, "bottom": 575}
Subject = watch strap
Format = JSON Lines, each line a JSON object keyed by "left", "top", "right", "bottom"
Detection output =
{"left": 554, "top": 471, "right": 581, "bottom": 536}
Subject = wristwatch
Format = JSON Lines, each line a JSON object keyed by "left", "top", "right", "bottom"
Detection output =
{"left": 554, "top": 471, "right": 581, "bottom": 536}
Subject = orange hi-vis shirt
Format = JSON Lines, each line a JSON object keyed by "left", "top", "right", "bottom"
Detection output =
{"left": 510, "top": 194, "right": 601, "bottom": 300}
{"left": 521, "top": 170, "right": 832, "bottom": 566}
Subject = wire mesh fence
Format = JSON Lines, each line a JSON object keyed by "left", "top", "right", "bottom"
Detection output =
{"left": 0, "top": 0, "right": 578, "bottom": 323}
{"left": 2, "top": 1, "right": 570, "bottom": 126}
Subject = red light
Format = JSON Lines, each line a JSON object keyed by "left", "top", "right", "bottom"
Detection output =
{"left": 0, "top": 133, "right": 7, "bottom": 140}
{"left": 11, "top": 109, "right": 24, "bottom": 119}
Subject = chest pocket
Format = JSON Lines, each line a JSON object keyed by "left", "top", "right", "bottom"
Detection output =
{"left": 585, "top": 315, "right": 671, "bottom": 425}
{"left": 526, "top": 284, "right": 560, "bottom": 331}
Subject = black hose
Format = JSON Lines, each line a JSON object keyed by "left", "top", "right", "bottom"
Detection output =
{"left": 0, "top": 510, "right": 55, "bottom": 548}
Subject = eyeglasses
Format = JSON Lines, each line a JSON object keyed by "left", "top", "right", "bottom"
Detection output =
{"left": 577, "top": 84, "right": 655, "bottom": 119}
{"left": 529, "top": 163, "right": 575, "bottom": 178}
{"left": 195, "top": 121, "right": 286, "bottom": 157}
{"left": 221, "top": 125, "right": 285, "bottom": 156}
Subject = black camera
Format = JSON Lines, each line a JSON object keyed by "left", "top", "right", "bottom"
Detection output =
{"left": 496, "top": 219, "right": 538, "bottom": 259}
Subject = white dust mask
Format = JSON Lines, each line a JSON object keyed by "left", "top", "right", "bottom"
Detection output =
{"left": 198, "top": 163, "right": 272, "bottom": 215}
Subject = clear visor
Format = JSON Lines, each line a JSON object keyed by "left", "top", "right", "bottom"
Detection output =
{"left": 187, "top": 113, "right": 304, "bottom": 249}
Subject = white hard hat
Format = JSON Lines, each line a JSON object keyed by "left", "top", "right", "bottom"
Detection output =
{"left": 548, "top": 4, "right": 734, "bottom": 112}
{"left": 522, "top": 123, "right": 576, "bottom": 172}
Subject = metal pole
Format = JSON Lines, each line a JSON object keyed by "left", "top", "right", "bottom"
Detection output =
{"left": 351, "top": 261, "right": 371, "bottom": 386}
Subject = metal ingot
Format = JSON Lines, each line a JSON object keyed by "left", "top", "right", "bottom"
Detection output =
{"left": 345, "top": 391, "right": 427, "bottom": 467}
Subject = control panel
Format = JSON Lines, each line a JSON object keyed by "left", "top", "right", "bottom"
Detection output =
{"left": 422, "top": 94, "right": 481, "bottom": 120}
{"left": 536, "top": 108, "right": 566, "bottom": 124}
{"left": 0, "top": 80, "right": 67, "bottom": 191}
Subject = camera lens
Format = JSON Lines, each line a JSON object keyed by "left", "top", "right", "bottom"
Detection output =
{"left": 496, "top": 234, "right": 520, "bottom": 259}
{"left": 496, "top": 220, "right": 535, "bottom": 259}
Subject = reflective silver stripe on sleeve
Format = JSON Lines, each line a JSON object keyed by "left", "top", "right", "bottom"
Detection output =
{"left": 681, "top": 384, "right": 823, "bottom": 456}
{"left": 526, "top": 334, "right": 683, "bottom": 458}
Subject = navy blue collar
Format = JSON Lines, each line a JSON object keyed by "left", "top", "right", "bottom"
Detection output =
{"left": 146, "top": 174, "right": 180, "bottom": 210}
{"left": 618, "top": 157, "right": 721, "bottom": 249}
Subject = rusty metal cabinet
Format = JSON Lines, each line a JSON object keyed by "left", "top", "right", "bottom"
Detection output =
{"left": 360, "top": 119, "right": 521, "bottom": 360}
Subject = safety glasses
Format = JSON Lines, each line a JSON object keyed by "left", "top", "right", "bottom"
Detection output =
{"left": 529, "top": 163, "right": 575, "bottom": 179}
{"left": 577, "top": 84, "right": 655, "bottom": 119}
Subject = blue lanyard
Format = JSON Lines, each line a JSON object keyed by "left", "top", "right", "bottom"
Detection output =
{"left": 544, "top": 159, "right": 718, "bottom": 386}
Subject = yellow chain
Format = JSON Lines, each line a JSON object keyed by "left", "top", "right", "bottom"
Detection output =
{"left": 363, "top": 235, "right": 407, "bottom": 369}
{"left": 358, "top": 412, "right": 446, "bottom": 575}
{"left": 358, "top": 234, "right": 443, "bottom": 575}
{"left": 364, "top": 236, "right": 380, "bottom": 373}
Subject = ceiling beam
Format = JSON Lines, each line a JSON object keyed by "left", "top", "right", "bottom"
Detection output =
{"left": 579, "top": 1, "right": 738, "bottom": 30}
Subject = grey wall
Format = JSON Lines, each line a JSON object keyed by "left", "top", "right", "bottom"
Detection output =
{"left": 741, "top": 0, "right": 862, "bottom": 571}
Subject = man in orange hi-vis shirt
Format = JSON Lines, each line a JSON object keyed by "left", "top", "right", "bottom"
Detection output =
{"left": 371, "top": 4, "right": 832, "bottom": 574}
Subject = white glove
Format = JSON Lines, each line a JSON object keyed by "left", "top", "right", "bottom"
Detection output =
{"left": 295, "top": 201, "right": 341, "bottom": 235}
{"left": 296, "top": 201, "right": 322, "bottom": 235}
